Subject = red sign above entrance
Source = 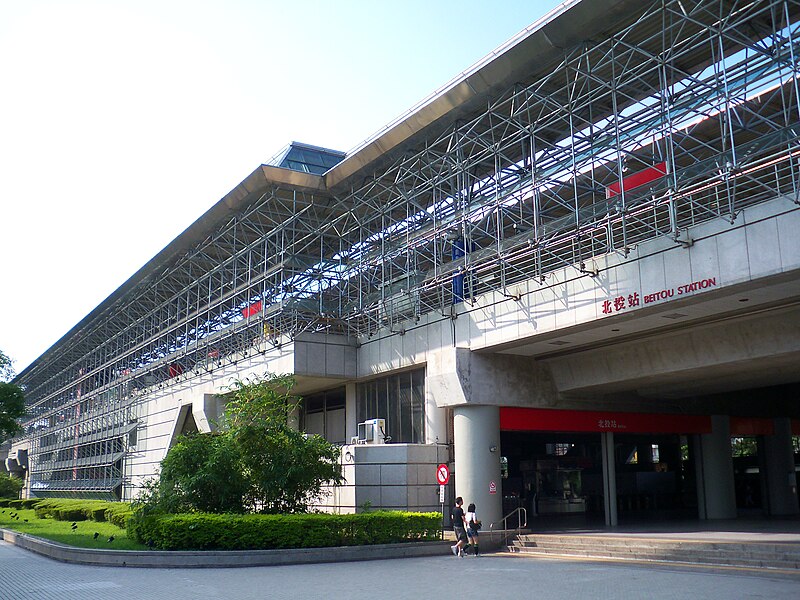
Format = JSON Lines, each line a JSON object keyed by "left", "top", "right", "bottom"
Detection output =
{"left": 500, "top": 407, "right": 712, "bottom": 435}
{"left": 729, "top": 417, "right": 774, "bottom": 436}
{"left": 600, "top": 277, "right": 718, "bottom": 315}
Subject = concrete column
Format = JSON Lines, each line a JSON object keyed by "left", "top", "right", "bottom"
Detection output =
{"left": 453, "top": 404, "right": 503, "bottom": 528}
{"left": 697, "top": 415, "right": 737, "bottom": 519}
{"left": 763, "top": 417, "right": 799, "bottom": 516}
{"left": 424, "top": 372, "right": 449, "bottom": 446}
{"left": 345, "top": 383, "right": 358, "bottom": 442}
{"left": 690, "top": 434, "right": 707, "bottom": 520}
{"left": 601, "top": 431, "right": 618, "bottom": 527}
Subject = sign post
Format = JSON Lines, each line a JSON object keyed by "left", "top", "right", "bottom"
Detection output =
{"left": 436, "top": 464, "right": 450, "bottom": 539}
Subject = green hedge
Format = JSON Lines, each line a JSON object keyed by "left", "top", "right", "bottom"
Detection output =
{"left": 0, "top": 498, "right": 38, "bottom": 508}
{"left": 128, "top": 510, "right": 441, "bottom": 551}
{"left": 33, "top": 499, "right": 132, "bottom": 529}
{"left": 5, "top": 499, "right": 41, "bottom": 509}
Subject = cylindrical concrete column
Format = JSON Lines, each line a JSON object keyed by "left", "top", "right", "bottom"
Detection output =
{"left": 601, "top": 431, "right": 618, "bottom": 526}
{"left": 453, "top": 404, "right": 503, "bottom": 528}
{"left": 690, "top": 434, "right": 707, "bottom": 519}
{"left": 697, "top": 415, "right": 737, "bottom": 519}
{"left": 763, "top": 417, "right": 799, "bottom": 516}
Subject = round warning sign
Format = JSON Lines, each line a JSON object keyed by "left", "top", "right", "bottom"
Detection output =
{"left": 436, "top": 464, "right": 450, "bottom": 485}
{"left": 489, "top": 481, "right": 497, "bottom": 494}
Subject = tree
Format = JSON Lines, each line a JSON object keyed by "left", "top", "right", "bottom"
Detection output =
{"left": 0, "top": 349, "right": 25, "bottom": 443}
{"left": 0, "top": 382, "right": 25, "bottom": 442}
{"left": 139, "top": 373, "right": 343, "bottom": 514}
{"left": 141, "top": 432, "right": 249, "bottom": 514}
{"left": 224, "top": 373, "right": 343, "bottom": 514}
{"left": 0, "top": 349, "right": 15, "bottom": 382}
{"left": 0, "top": 473, "right": 23, "bottom": 499}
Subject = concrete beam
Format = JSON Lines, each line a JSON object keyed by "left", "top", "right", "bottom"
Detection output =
{"left": 545, "top": 305, "right": 800, "bottom": 398}
{"left": 427, "top": 347, "right": 558, "bottom": 408}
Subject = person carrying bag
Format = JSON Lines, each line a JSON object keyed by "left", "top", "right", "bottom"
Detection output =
{"left": 464, "top": 502, "right": 481, "bottom": 556}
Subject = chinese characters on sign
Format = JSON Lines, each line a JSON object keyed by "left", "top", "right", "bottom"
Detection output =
{"left": 597, "top": 419, "right": 626, "bottom": 430}
{"left": 601, "top": 277, "right": 716, "bottom": 315}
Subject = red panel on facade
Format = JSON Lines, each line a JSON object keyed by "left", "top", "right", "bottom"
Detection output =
{"left": 241, "top": 300, "right": 263, "bottom": 318}
{"left": 499, "top": 407, "right": 711, "bottom": 434}
{"left": 729, "top": 417, "right": 774, "bottom": 436}
{"left": 606, "top": 161, "right": 667, "bottom": 199}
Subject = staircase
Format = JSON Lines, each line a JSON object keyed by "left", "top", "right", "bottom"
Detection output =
{"left": 507, "top": 533, "right": 800, "bottom": 570}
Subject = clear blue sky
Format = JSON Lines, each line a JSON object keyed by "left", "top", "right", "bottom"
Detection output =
{"left": 0, "top": 0, "right": 563, "bottom": 374}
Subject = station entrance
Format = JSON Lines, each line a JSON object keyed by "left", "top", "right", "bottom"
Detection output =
{"left": 499, "top": 408, "right": 708, "bottom": 526}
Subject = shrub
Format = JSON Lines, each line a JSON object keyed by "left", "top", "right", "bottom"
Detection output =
{"left": 128, "top": 510, "right": 441, "bottom": 551}
{"left": 0, "top": 474, "right": 23, "bottom": 499}
{"left": 105, "top": 504, "right": 133, "bottom": 528}
{"left": 6, "top": 498, "right": 41, "bottom": 509}
{"left": 57, "top": 508, "right": 87, "bottom": 521}
{"left": 89, "top": 506, "right": 107, "bottom": 521}
{"left": 31, "top": 499, "right": 131, "bottom": 529}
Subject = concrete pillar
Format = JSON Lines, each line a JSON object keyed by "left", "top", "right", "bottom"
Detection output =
{"left": 690, "top": 435, "right": 707, "bottom": 519}
{"left": 601, "top": 432, "right": 618, "bottom": 527}
{"left": 696, "top": 415, "right": 737, "bottom": 519}
{"left": 453, "top": 404, "right": 503, "bottom": 528}
{"left": 763, "top": 417, "right": 799, "bottom": 516}
{"left": 345, "top": 383, "right": 357, "bottom": 442}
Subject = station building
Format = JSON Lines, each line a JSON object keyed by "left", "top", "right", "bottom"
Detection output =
{"left": 7, "top": 0, "right": 800, "bottom": 529}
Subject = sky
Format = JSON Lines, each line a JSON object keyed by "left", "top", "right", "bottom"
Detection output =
{"left": 0, "top": 0, "right": 563, "bottom": 375}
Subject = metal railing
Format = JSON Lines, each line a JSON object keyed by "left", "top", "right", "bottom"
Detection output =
{"left": 490, "top": 506, "right": 528, "bottom": 550}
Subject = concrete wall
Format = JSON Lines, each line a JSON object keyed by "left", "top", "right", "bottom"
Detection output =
{"left": 106, "top": 195, "right": 800, "bottom": 515}
{"left": 318, "top": 443, "right": 449, "bottom": 514}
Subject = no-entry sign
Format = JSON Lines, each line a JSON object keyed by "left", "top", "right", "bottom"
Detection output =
{"left": 436, "top": 464, "right": 450, "bottom": 485}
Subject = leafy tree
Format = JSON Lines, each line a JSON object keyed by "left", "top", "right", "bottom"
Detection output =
{"left": 0, "top": 349, "right": 14, "bottom": 382}
{"left": 139, "top": 373, "right": 343, "bottom": 515}
{"left": 224, "top": 374, "right": 343, "bottom": 513}
{"left": 0, "top": 382, "right": 25, "bottom": 443}
{"left": 731, "top": 436, "right": 759, "bottom": 457}
{"left": 0, "top": 349, "right": 25, "bottom": 443}
{"left": 0, "top": 473, "right": 23, "bottom": 498}
{"left": 141, "top": 432, "right": 249, "bottom": 514}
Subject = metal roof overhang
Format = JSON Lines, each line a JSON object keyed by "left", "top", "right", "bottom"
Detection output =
{"left": 324, "top": 0, "right": 800, "bottom": 193}
{"left": 16, "top": 166, "right": 328, "bottom": 381}
{"left": 18, "top": 0, "right": 800, "bottom": 381}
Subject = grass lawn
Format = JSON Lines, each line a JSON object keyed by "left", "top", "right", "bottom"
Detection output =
{"left": 0, "top": 507, "right": 148, "bottom": 551}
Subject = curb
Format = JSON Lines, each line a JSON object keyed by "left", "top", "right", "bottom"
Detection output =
{"left": 0, "top": 528, "right": 457, "bottom": 568}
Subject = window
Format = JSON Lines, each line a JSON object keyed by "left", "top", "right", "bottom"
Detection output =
{"left": 301, "top": 387, "right": 346, "bottom": 443}
{"left": 357, "top": 368, "right": 425, "bottom": 443}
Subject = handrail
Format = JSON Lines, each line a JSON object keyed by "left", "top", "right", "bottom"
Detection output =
{"left": 489, "top": 507, "right": 528, "bottom": 550}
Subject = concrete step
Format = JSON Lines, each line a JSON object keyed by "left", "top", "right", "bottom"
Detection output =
{"left": 506, "top": 534, "right": 800, "bottom": 570}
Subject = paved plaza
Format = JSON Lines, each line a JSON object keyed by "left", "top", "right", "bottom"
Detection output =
{"left": 2, "top": 540, "right": 799, "bottom": 600}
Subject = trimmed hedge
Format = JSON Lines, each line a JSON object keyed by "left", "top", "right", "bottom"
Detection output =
{"left": 1, "top": 498, "right": 39, "bottom": 508}
{"left": 33, "top": 499, "right": 132, "bottom": 529}
{"left": 128, "top": 510, "right": 441, "bottom": 551}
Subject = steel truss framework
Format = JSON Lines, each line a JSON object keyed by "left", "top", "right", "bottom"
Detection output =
{"left": 14, "top": 0, "right": 800, "bottom": 497}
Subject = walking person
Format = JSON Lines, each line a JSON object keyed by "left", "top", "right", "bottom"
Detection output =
{"left": 464, "top": 502, "right": 481, "bottom": 556}
{"left": 450, "top": 496, "right": 468, "bottom": 557}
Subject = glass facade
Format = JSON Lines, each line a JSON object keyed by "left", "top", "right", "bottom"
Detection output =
{"left": 357, "top": 368, "right": 425, "bottom": 444}
{"left": 301, "top": 387, "right": 346, "bottom": 444}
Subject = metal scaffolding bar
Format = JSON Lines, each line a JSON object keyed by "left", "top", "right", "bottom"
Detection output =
{"left": 13, "top": 0, "right": 800, "bottom": 497}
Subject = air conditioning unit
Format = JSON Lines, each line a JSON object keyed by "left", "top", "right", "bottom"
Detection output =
{"left": 357, "top": 418, "right": 388, "bottom": 445}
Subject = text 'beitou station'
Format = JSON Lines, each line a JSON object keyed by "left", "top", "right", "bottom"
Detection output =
{"left": 7, "top": 0, "right": 800, "bottom": 528}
